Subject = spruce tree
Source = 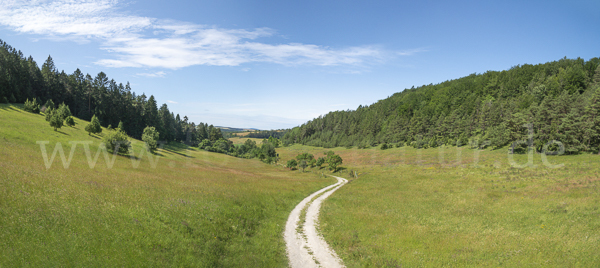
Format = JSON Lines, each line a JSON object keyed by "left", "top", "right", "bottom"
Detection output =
{"left": 583, "top": 88, "right": 600, "bottom": 152}
{"left": 45, "top": 107, "right": 53, "bottom": 122}
{"left": 44, "top": 99, "right": 55, "bottom": 110}
{"left": 85, "top": 115, "right": 102, "bottom": 135}
{"left": 117, "top": 121, "right": 124, "bottom": 131}
{"left": 49, "top": 113, "right": 63, "bottom": 131}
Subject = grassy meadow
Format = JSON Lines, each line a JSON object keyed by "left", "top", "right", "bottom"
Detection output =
{"left": 0, "top": 104, "right": 334, "bottom": 267}
{"left": 228, "top": 136, "right": 264, "bottom": 145}
{"left": 277, "top": 143, "right": 600, "bottom": 267}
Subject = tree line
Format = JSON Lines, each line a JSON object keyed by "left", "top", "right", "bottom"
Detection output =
{"left": 0, "top": 38, "right": 226, "bottom": 147}
{"left": 244, "top": 130, "right": 287, "bottom": 139}
{"left": 282, "top": 57, "right": 600, "bottom": 154}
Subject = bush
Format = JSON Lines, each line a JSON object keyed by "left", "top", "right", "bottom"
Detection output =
{"left": 198, "top": 139, "right": 212, "bottom": 150}
{"left": 23, "top": 98, "right": 40, "bottom": 113}
{"left": 85, "top": 115, "right": 102, "bottom": 135}
{"left": 327, "top": 154, "right": 343, "bottom": 172}
{"left": 65, "top": 116, "right": 75, "bottom": 127}
{"left": 49, "top": 113, "right": 63, "bottom": 131}
{"left": 44, "top": 99, "right": 55, "bottom": 110}
{"left": 286, "top": 159, "right": 298, "bottom": 170}
{"left": 9, "top": 94, "right": 16, "bottom": 103}
{"left": 142, "top": 126, "right": 160, "bottom": 153}
{"left": 380, "top": 143, "right": 389, "bottom": 150}
{"left": 56, "top": 103, "right": 72, "bottom": 121}
{"left": 2, "top": 97, "right": 8, "bottom": 104}
{"left": 211, "top": 138, "right": 233, "bottom": 154}
{"left": 102, "top": 129, "right": 131, "bottom": 154}
{"left": 316, "top": 157, "right": 325, "bottom": 168}
{"left": 299, "top": 160, "right": 308, "bottom": 172}
{"left": 44, "top": 107, "right": 53, "bottom": 122}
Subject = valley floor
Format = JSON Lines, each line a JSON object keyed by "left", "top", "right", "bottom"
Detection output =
{"left": 277, "top": 144, "right": 600, "bottom": 267}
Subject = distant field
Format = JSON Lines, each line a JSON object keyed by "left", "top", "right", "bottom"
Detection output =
{"left": 0, "top": 104, "right": 333, "bottom": 267}
{"left": 228, "top": 137, "right": 264, "bottom": 145}
{"left": 233, "top": 131, "right": 252, "bottom": 137}
{"left": 277, "top": 144, "right": 600, "bottom": 267}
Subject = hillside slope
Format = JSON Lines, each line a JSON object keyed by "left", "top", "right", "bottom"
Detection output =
{"left": 283, "top": 57, "right": 600, "bottom": 154}
{"left": 0, "top": 104, "right": 333, "bottom": 267}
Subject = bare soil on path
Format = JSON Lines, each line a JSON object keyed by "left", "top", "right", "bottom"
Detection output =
{"left": 284, "top": 175, "right": 347, "bottom": 268}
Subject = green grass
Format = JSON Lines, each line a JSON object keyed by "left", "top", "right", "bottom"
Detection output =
{"left": 277, "top": 144, "right": 600, "bottom": 267}
{"left": 0, "top": 104, "right": 335, "bottom": 267}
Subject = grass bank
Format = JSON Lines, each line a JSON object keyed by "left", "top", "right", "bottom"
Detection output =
{"left": 0, "top": 104, "right": 334, "bottom": 267}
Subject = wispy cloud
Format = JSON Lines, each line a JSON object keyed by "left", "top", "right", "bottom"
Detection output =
{"left": 135, "top": 71, "right": 166, "bottom": 77}
{"left": 136, "top": 71, "right": 166, "bottom": 77}
{"left": 167, "top": 100, "right": 178, "bottom": 104}
{"left": 0, "top": 0, "right": 401, "bottom": 69}
{"left": 397, "top": 48, "right": 428, "bottom": 56}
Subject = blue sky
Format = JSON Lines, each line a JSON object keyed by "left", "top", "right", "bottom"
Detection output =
{"left": 0, "top": 0, "right": 598, "bottom": 129}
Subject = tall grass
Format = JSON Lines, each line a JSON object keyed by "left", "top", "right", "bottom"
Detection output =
{"left": 277, "top": 144, "right": 600, "bottom": 267}
{"left": 0, "top": 104, "right": 334, "bottom": 267}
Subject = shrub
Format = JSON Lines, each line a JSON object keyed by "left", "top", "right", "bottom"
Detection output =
{"left": 299, "top": 160, "right": 308, "bottom": 172}
{"left": 56, "top": 103, "right": 72, "bottom": 121}
{"left": 327, "top": 154, "right": 343, "bottom": 172}
{"left": 102, "top": 129, "right": 131, "bottom": 154}
{"left": 198, "top": 139, "right": 212, "bottom": 150}
{"left": 9, "top": 94, "right": 16, "bottom": 103}
{"left": 142, "top": 126, "right": 160, "bottom": 153}
{"left": 85, "top": 115, "right": 102, "bottom": 135}
{"left": 316, "top": 157, "right": 325, "bottom": 168}
{"left": 211, "top": 139, "right": 232, "bottom": 154}
{"left": 44, "top": 107, "right": 53, "bottom": 122}
{"left": 2, "top": 97, "right": 8, "bottom": 104}
{"left": 44, "top": 99, "right": 55, "bottom": 110}
{"left": 49, "top": 113, "right": 63, "bottom": 131}
{"left": 23, "top": 98, "right": 40, "bottom": 113}
{"left": 286, "top": 159, "right": 298, "bottom": 170}
{"left": 65, "top": 116, "right": 75, "bottom": 127}
{"left": 380, "top": 143, "right": 389, "bottom": 150}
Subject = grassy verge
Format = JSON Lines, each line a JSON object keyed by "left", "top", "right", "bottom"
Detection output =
{"left": 277, "top": 144, "right": 600, "bottom": 267}
{"left": 0, "top": 104, "right": 334, "bottom": 267}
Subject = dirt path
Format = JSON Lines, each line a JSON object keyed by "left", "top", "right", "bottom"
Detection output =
{"left": 284, "top": 175, "right": 347, "bottom": 268}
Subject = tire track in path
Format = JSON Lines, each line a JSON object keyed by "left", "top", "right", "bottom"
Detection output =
{"left": 284, "top": 175, "right": 347, "bottom": 268}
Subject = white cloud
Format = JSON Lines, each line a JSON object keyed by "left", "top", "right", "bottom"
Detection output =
{"left": 136, "top": 71, "right": 166, "bottom": 77}
{"left": 167, "top": 100, "right": 178, "bottom": 104}
{"left": 0, "top": 0, "right": 403, "bottom": 69}
{"left": 397, "top": 48, "right": 428, "bottom": 56}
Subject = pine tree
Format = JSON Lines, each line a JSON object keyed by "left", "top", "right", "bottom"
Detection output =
{"left": 117, "top": 121, "right": 124, "bottom": 131}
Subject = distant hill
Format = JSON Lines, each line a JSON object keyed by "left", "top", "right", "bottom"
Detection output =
{"left": 216, "top": 126, "right": 262, "bottom": 132}
{"left": 283, "top": 57, "right": 600, "bottom": 154}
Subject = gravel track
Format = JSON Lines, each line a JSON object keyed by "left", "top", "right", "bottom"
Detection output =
{"left": 284, "top": 175, "right": 347, "bottom": 268}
